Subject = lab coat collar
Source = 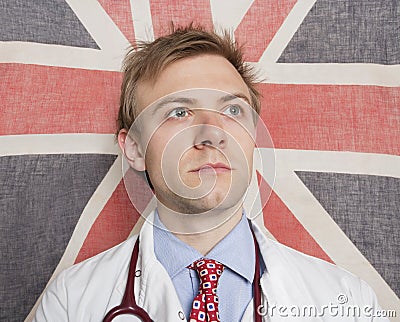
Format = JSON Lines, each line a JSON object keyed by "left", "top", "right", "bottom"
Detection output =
{"left": 251, "top": 219, "right": 304, "bottom": 300}
{"left": 137, "top": 210, "right": 188, "bottom": 321}
{"left": 248, "top": 219, "right": 323, "bottom": 320}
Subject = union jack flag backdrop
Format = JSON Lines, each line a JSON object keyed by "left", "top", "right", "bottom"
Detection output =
{"left": 1, "top": 0, "right": 399, "bottom": 321}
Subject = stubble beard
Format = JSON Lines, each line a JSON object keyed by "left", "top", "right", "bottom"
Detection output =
{"left": 156, "top": 185, "right": 229, "bottom": 215}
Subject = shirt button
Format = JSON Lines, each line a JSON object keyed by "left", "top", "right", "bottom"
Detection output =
{"left": 178, "top": 310, "right": 185, "bottom": 320}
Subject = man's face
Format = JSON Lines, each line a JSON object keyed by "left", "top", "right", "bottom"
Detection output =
{"left": 132, "top": 55, "right": 256, "bottom": 215}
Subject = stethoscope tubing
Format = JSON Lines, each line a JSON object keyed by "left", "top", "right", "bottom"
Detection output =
{"left": 103, "top": 240, "right": 153, "bottom": 322}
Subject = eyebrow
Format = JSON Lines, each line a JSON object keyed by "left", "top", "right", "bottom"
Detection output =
{"left": 150, "top": 92, "right": 251, "bottom": 115}
{"left": 151, "top": 97, "right": 196, "bottom": 115}
{"left": 218, "top": 93, "right": 251, "bottom": 105}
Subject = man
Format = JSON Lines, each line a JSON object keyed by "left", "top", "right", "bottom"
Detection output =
{"left": 33, "top": 25, "right": 387, "bottom": 321}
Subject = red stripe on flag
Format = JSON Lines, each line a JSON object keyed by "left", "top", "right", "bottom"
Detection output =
{"left": 75, "top": 180, "right": 140, "bottom": 263}
{"left": 258, "top": 84, "right": 400, "bottom": 155}
{"left": 150, "top": 0, "right": 213, "bottom": 38}
{"left": 257, "top": 171, "right": 333, "bottom": 263}
{"left": 235, "top": 0, "right": 297, "bottom": 62}
{"left": 1, "top": 64, "right": 121, "bottom": 135}
{"left": 98, "top": 0, "right": 136, "bottom": 44}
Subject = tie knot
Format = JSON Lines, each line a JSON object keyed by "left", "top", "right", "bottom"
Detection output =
{"left": 189, "top": 258, "right": 224, "bottom": 294}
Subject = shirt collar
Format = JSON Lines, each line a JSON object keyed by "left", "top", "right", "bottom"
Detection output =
{"left": 207, "top": 213, "right": 255, "bottom": 283}
{"left": 153, "top": 210, "right": 255, "bottom": 283}
{"left": 153, "top": 211, "right": 202, "bottom": 278}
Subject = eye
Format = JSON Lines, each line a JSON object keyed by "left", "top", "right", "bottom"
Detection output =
{"left": 223, "top": 104, "right": 241, "bottom": 117}
{"left": 166, "top": 107, "right": 190, "bottom": 119}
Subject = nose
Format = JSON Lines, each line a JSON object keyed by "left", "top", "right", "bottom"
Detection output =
{"left": 193, "top": 110, "right": 227, "bottom": 150}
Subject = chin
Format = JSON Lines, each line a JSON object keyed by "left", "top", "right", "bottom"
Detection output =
{"left": 195, "top": 190, "right": 245, "bottom": 213}
{"left": 156, "top": 178, "right": 249, "bottom": 214}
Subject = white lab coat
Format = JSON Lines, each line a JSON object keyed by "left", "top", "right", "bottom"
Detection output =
{"left": 33, "top": 211, "right": 387, "bottom": 321}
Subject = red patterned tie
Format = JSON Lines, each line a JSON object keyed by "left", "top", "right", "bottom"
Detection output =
{"left": 188, "top": 258, "right": 224, "bottom": 322}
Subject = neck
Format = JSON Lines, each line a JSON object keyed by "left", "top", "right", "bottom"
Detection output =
{"left": 157, "top": 203, "right": 244, "bottom": 255}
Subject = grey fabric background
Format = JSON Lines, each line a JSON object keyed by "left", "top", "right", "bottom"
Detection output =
{"left": 0, "top": 0, "right": 99, "bottom": 48}
{"left": 279, "top": 0, "right": 400, "bottom": 64}
{"left": 296, "top": 171, "right": 400, "bottom": 297}
{"left": 0, "top": 154, "right": 116, "bottom": 321}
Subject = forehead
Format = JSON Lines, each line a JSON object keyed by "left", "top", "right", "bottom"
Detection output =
{"left": 135, "top": 54, "right": 251, "bottom": 114}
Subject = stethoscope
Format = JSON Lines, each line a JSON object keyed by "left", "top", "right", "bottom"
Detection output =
{"left": 103, "top": 227, "right": 262, "bottom": 322}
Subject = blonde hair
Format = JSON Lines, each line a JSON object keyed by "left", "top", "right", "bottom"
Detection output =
{"left": 117, "top": 24, "right": 261, "bottom": 135}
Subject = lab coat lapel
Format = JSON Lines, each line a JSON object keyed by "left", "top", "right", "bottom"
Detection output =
{"left": 249, "top": 221, "right": 326, "bottom": 321}
{"left": 239, "top": 221, "right": 308, "bottom": 322}
{"left": 136, "top": 211, "right": 187, "bottom": 322}
{"left": 241, "top": 298, "right": 256, "bottom": 321}
{"left": 100, "top": 236, "right": 138, "bottom": 320}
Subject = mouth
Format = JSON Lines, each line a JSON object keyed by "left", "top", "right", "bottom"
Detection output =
{"left": 191, "top": 162, "right": 232, "bottom": 174}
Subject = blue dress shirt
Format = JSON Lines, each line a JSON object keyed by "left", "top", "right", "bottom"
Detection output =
{"left": 153, "top": 211, "right": 255, "bottom": 322}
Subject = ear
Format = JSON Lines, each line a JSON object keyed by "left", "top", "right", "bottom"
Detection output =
{"left": 118, "top": 129, "right": 146, "bottom": 171}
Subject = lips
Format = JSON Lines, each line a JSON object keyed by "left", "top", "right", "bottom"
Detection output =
{"left": 191, "top": 162, "right": 232, "bottom": 173}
